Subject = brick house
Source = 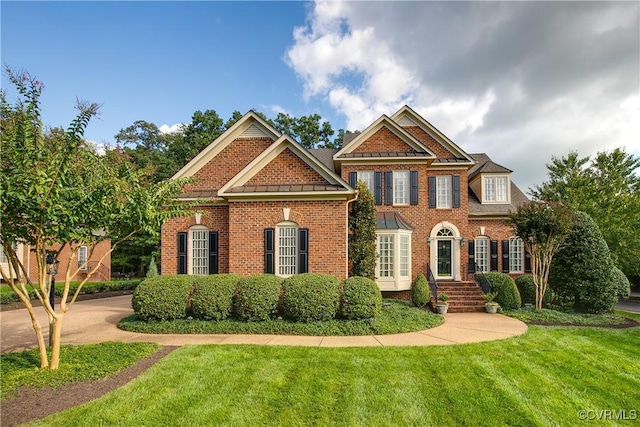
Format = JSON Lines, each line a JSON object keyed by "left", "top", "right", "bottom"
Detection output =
{"left": 161, "top": 106, "right": 529, "bottom": 307}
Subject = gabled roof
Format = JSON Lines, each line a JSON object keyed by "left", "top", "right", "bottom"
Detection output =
{"left": 468, "top": 153, "right": 513, "bottom": 180}
{"left": 333, "top": 115, "right": 436, "bottom": 161}
{"left": 172, "top": 110, "right": 281, "bottom": 179}
{"left": 219, "top": 134, "right": 355, "bottom": 200}
{"left": 390, "top": 105, "right": 475, "bottom": 164}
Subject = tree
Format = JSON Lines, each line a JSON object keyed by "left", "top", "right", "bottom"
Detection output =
{"left": 348, "top": 182, "right": 377, "bottom": 280}
{"left": 508, "top": 201, "right": 575, "bottom": 309}
{"left": 0, "top": 68, "right": 194, "bottom": 369}
{"left": 531, "top": 149, "right": 640, "bottom": 277}
{"left": 270, "top": 112, "right": 334, "bottom": 149}
{"left": 170, "top": 109, "right": 225, "bottom": 168}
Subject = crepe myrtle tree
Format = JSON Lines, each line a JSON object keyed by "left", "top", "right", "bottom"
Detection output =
{"left": 0, "top": 68, "right": 196, "bottom": 369}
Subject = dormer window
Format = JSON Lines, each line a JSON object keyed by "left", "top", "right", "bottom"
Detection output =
{"left": 483, "top": 175, "right": 510, "bottom": 203}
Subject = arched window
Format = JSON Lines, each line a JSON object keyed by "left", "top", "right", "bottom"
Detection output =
{"left": 437, "top": 228, "right": 454, "bottom": 237}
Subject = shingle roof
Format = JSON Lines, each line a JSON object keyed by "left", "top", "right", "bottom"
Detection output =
{"left": 376, "top": 211, "right": 414, "bottom": 230}
{"left": 468, "top": 153, "right": 513, "bottom": 180}
{"left": 308, "top": 148, "right": 338, "bottom": 172}
{"left": 468, "top": 182, "right": 529, "bottom": 216}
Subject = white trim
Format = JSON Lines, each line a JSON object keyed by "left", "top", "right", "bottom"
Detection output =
{"left": 392, "top": 170, "right": 410, "bottom": 206}
{"left": 482, "top": 174, "right": 511, "bottom": 204}
{"left": 78, "top": 245, "right": 88, "bottom": 271}
{"left": 429, "top": 222, "right": 462, "bottom": 281}
{"left": 375, "top": 229, "right": 413, "bottom": 291}
{"left": 276, "top": 221, "right": 298, "bottom": 278}
{"left": 188, "top": 225, "right": 209, "bottom": 276}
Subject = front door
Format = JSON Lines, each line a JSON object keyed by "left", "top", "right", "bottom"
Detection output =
{"left": 437, "top": 240, "right": 452, "bottom": 279}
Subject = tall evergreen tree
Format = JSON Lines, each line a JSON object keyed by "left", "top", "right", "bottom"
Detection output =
{"left": 348, "top": 182, "right": 377, "bottom": 280}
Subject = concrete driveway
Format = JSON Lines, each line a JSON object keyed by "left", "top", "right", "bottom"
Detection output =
{"left": 1, "top": 295, "right": 528, "bottom": 353}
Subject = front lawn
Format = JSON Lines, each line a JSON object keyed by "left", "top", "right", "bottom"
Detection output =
{"left": 27, "top": 326, "right": 640, "bottom": 426}
{"left": 503, "top": 307, "right": 637, "bottom": 326}
{"left": 119, "top": 299, "right": 443, "bottom": 336}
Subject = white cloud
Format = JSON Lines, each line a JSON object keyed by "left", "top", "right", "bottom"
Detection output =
{"left": 159, "top": 123, "right": 185, "bottom": 134}
{"left": 286, "top": 0, "right": 639, "bottom": 190}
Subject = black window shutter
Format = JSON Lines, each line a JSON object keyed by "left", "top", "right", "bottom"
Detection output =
{"left": 348, "top": 172, "right": 357, "bottom": 187}
{"left": 264, "top": 228, "right": 275, "bottom": 274}
{"left": 428, "top": 176, "right": 436, "bottom": 208}
{"left": 502, "top": 240, "right": 510, "bottom": 273}
{"left": 410, "top": 171, "right": 419, "bottom": 205}
{"left": 177, "top": 232, "right": 187, "bottom": 275}
{"left": 490, "top": 240, "right": 499, "bottom": 271}
{"left": 467, "top": 241, "right": 475, "bottom": 274}
{"left": 452, "top": 175, "right": 461, "bottom": 208}
{"left": 525, "top": 251, "right": 532, "bottom": 273}
{"left": 385, "top": 171, "right": 393, "bottom": 205}
{"left": 209, "top": 232, "right": 219, "bottom": 274}
{"left": 298, "top": 228, "right": 309, "bottom": 273}
{"left": 374, "top": 172, "right": 383, "bottom": 205}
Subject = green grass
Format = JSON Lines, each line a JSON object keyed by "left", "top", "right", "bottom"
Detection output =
{"left": 1, "top": 342, "right": 158, "bottom": 401}
{"left": 119, "top": 299, "right": 444, "bottom": 336}
{"left": 503, "top": 307, "right": 635, "bottom": 326}
{"left": 615, "top": 309, "right": 640, "bottom": 321}
{"left": 26, "top": 326, "right": 640, "bottom": 426}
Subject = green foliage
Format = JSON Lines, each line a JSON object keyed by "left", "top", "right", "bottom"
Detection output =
{"left": 146, "top": 256, "right": 158, "bottom": 278}
{"left": 132, "top": 276, "right": 192, "bottom": 321}
{"left": 269, "top": 112, "right": 334, "bottom": 149}
{"left": 438, "top": 293, "right": 449, "bottom": 304}
{"left": 190, "top": 274, "right": 242, "bottom": 320}
{"left": 410, "top": 273, "right": 431, "bottom": 307}
{"left": 612, "top": 267, "right": 631, "bottom": 301}
{"left": 483, "top": 272, "right": 521, "bottom": 310}
{"left": 348, "top": 182, "right": 377, "bottom": 280}
{"left": 503, "top": 308, "right": 632, "bottom": 326}
{"left": 234, "top": 274, "right": 283, "bottom": 321}
{"left": 549, "top": 211, "right": 618, "bottom": 313}
{"left": 515, "top": 274, "right": 551, "bottom": 307}
{"left": 341, "top": 276, "right": 382, "bottom": 320}
{"left": 283, "top": 273, "right": 340, "bottom": 322}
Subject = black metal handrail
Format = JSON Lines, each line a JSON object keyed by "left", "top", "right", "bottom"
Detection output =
{"left": 426, "top": 263, "right": 438, "bottom": 304}
{"left": 470, "top": 264, "right": 492, "bottom": 294}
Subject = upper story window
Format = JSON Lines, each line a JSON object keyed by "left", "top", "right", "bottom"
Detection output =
{"left": 393, "top": 171, "right": 409, "bottom": 205}
{"left": 483, "top": 176, "right": 509, "bottom": 203}
{"left": 357, "top": 171, "right": 374, "bottom": 194}
{"left": 78, "top": 246, "right": 88, "bottom": 270}
{"left": 436, "top": 176, "right": 452, "bottom": 208}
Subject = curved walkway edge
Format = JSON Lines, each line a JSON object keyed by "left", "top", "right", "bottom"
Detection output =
{"left": 0, "top": 295, "right": 528, "bottom": 353}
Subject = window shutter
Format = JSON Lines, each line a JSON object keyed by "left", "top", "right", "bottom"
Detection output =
{"left": 410, "top": 171, "right": 419, "bottom": 205}
{"left": 177, "top": 232, "right": 187, "bottom": 275}
{"left": 209, "top": 232, "right": 219, "bottom": 274}
{"left": 348, "top": 172, "right": 357, "bottom": 187}
{"left": 467, "top": 240, "right": 475, "bottom": 274}
{"left": 452, "top": 175, "right": 461, "bottom": 208}
{"left": 525, "top": 250, "right": 532, "bottom": 273}
{"left": 298, "top": 228, "right": 309, "bottom": 273}
{"left": 264, "top": 228, "right": 275, "bottom": 274}
{"left": 429, "top": 176, "right": 436, "bottom": 208}
{"left": 385, "top": 171, "right": 393, "bottom": 205}
{"left": 374, "top": 172, "right": 383, "bottom": 205}
{"left": 490, "top": 240, "right": 499, "bottom": 271}
{"left": 502, "top": 240, "right": 510, "bottom": 273}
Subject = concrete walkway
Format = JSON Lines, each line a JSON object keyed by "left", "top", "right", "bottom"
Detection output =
{"left": 0, "top": 295, "right": 528, "bottom": 354}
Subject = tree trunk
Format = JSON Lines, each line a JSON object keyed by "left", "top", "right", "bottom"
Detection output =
{"left": 49, "top": 315, "right": 64, "bottom": 370}
{"left": 29, "top": 311, "right": 49, "bottom": 368}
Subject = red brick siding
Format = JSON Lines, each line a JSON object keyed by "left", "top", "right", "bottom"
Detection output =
{"left": 467, "top": 218, "right": 526, "bottom": 278}
{"left": 247, "top": 148, "right": 329, "bottom": 185}
{"left": 403, "top": 126, "right": 456, "bottom": 158}
{"left": 353, "top": 127, "right": 414, "bottom": 153}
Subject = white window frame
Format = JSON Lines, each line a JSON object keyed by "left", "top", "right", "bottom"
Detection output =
{"left": 475, "top": 237, "right": 489, "bottom": 273}
{"left": 189, "top": 226, "right": 209, "bottom": 276}
{"left": 78, "top": 245, "right": 88, "bottom": 270}
{"left": 509, "top": 237, "right": 524, "bottom": 273}
{"left": 276, "top": 221, "right": 298, "bottom": 278}
{"left": 357, "top": 171, "right": 375, "bottom": 194}
{"left": 393, "top": 170, "right": 410, "bottom": 205}
{"left": 376, "top": 230, "right": 412, "bottom": 290}
{"left": 436, "top": 175, "right": 452, "bottom": 209}
{"left": 483, "top": 175, "right": 510, "bottom": 203}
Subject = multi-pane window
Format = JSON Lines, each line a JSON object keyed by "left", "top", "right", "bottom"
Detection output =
{"left": 399, "top": 235, "right": 410, "bottom": 277}
{"left": 436, "top": 176, "right": 452, "bottom": 208}
{"left": 78, "top": 246, "right": 88, "bottom": 270}
{"left": 484, "top": 176, "right": 509, "bottom": 202}
{"left": 475, "top": 237, "right": 489, "bottom": 273}
{"left": 393, "top": 171, "right": 409, "bottom": 205}
{"left": 191, "top": 229, "right": 209, "bottom": 275}
{"left": 357, "top": 171, "right": 374, "bottom": 193}
{"left": 378, "top": 235, "right": 394, "bottom": 278}
{"left": 278, "top": 225, "right": 297, "bottom": 276}
{"left": 509, "top": 237, "right": 524, "bottom": 272}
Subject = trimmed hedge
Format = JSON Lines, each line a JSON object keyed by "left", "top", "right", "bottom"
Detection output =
{"left": 411, "top": 273, "right": 430, "bottom": 308}
{"left": 283, "top": 273, "right": 340, "bottom": 322}
{"left": 234, "top": 274, "right": 283, "bottom": 321}
{"left": 132, "top": 276, "right": 192, "bottom": 321}
{"left": 612, "top": 267, "right": 631, "bottom": 301}
{"left": 341, "top": 276, "right": 382, "bottom": 320}
{"left": 515, "top": 274, "right": 552, "bottom": 307}
{"left": 483, "top": 272, "right": 521, "bottom": 310}
{"left": 191, "top": 274, "right": 242, "bottom": 320}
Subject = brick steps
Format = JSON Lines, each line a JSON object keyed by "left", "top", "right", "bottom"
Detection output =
{"left": 432, "top": 281, "right": 486, "bottom": 313}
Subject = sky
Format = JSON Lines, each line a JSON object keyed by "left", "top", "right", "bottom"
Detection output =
{"left": 2, "top": 1, "right": 639, "bottom": 192}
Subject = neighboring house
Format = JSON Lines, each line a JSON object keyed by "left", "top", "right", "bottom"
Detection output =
{"left": 161, "top": 106, "right": 529, "bottom": 300}
{"left": 0, "top": 241, "right": 112, "bottom": 284}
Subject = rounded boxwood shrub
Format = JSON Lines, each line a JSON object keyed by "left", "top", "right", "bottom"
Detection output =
{"left": 234, "top": 274, "right": 283, "bottom": 321}
{"left": 411, "top": 273, "right": 431, "bottom": 308}
{"left": 283, "top": 273, "right": 340, "bottom": 322}
{"left": 515, "top": 274, "right": 552, "bottom": 307}
{"left": 191, "top": 274, "right": 243, "bottom": 320}
{"left": 484, "top": 272, "right": 521, "bottom": 310}
{"left": 612, "top": 267, "right": 631, "bottom": 301}
{"left": 341, "top": 276, "right": 382, "bottom": 320}
{"left": 132, "top": 276, "right": 192, "bottom": 321}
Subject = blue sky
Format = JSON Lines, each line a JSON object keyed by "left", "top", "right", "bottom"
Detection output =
{"left": 2, "top": 1, "right": 639, "bottom": 191}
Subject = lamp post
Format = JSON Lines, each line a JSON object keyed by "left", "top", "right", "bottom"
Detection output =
{"left": 45, "top": 254, "right": 59, "bottom": 347}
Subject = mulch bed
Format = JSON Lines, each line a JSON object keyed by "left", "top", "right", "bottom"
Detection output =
{"left": 528, "top": 317, "right": 640, "bottom": 329}
{"left": 1, "top": 346, "right": 177, "bottom": 427}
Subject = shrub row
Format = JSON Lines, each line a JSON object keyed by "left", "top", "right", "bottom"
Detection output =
{"left": 481, "top": 272, "right": 521, "bottom": 310}
{"left": 132, "top": 273, "right": 383, "bottom": 323}
{"left": 0, "top": 279, "right": 142, "bottom": 304}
